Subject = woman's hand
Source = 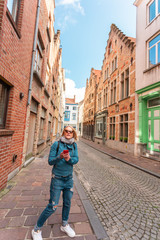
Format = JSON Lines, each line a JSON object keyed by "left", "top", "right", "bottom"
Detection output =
{"left": 60, "top": 152, "right": 70, "bottom": 161}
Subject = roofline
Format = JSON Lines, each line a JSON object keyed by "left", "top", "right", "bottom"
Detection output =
{"left": 133, "top": 0, "right": 143, "bottom": 7}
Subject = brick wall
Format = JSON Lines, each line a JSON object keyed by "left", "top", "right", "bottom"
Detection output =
{"left": 0, "top": 0, "right": 37, "bottom": 190}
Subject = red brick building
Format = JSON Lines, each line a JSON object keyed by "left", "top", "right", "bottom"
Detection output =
{"left": 83, "top": 68, "right": 101, "bottom": 140}
{"left": 95, "top": 24, "right": 136, "bottom": 153}
{"left": 0, "top": 0, "right": 64, "bottom": 190}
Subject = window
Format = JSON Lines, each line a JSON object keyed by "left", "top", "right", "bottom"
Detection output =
{"left": 148, "top": 34, "right": 160, "bottom": 67}
{"left": 95, "top": 118, "right": 103, "bottom": 137}
{"left": 7, "top": 0, "right": 20, "bottom": 23}
{"left": 45, "top": 63, "right": 50, "bottom": 88}
{"left": 109, "top": 117, "right": 115, "bottom": 139}
{"left": 65, "top": 106, "right": 69, "bottom": 110}
{"left": 39, "top": 108, "right": 46, "bottom": 141}
{"left": 148, "top": 97, "right": 160, "bottom": 107}
{"left": 149, "top": 0, "right": 160, "bottom": 23}
{"left": 98, "top": 93, "right": 101, "bottom": 110}
{"left": 34, "top": 38, "right": 43, "bottom": 76}
{"left": 47, "top": 114, "right": 52, "bottom": 138}
{"left": 0, "top": 81, "right": 9, "bottom": 128}
{"left": 73, "top": 106, "right": 77, "bottom": 110}
{"left": 112, "top": 57, "right": 117, "bottom": 72}
{"left": 105, "top": 87, "right": 108, "bottom": 107}
{"left": 120, "top": 68, "right": 129, "bottom": 99}
{"left": 111, "top": 80, "right": 116, "bottom": 104}
{"left": 72, "top": 113, "right": 76, "bottom": 120}
{"left": 64, "top": 111, "right": 70, "bottom": 121}
{"left": 103, "top": 88, "right": 106, "bottom": 107}
{"left": 112, "top": 60, "right": 115, "bottom": 72}
{"left": 108, "top": 42, "right": 112, "bottom": 54}
{"left": 119, "top": 114, "right": 128, "bottom": 142}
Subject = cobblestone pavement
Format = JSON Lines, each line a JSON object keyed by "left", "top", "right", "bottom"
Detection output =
{"left": 75, "top": 141, "right": 160, "bottom": 240}
{"left": 0, "top": 147, "right": 96, "bottom": 240}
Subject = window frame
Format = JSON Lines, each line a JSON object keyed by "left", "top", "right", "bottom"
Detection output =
{"left": 0, "top": 80, "right": 10, "bottom": 129}
{"left": 148, "top": 33, "right": 160, "bottom": 68}
{"left": 148, "top": 0, "right": 160, "bottom": 24}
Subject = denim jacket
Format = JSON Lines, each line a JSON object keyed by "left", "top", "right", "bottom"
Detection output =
{"left": 48, "top": 140, "right": 79, "bottom": 177}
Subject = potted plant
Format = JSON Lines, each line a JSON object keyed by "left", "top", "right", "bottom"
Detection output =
{"left": 124, "top": 137, "right": 128, "bottom": 142}
{"left": 112, "top": 136, "right": 115, "bottom": 140}
{"left": 109, "top": 136, "right": 112, "bottom": 140}
{"left": 119, "top": 137, "right": 123, "bottom": 142}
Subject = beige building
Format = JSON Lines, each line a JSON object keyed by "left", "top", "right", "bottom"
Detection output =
{"left": 83, "top": 68, "right": 101, "bottom": 140}
{"left": 134, "top": 0, "right": 160, "bottom": 158}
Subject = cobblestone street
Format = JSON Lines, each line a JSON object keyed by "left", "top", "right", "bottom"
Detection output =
{"left": 75, "top": 141, "right": 160, "bottom": 240}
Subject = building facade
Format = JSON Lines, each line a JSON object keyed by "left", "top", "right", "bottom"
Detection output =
{"left": 83, "top": 68, "right": 101, "bottom": 140}
{"left": 64, "top": 96, "right": 78, "bottom": 130}
{"left": 134, "top": 0, "right": 160, "bottom": 157}
{"left": 82, "top": 24, "right": 136, "bottom": 154}
{"left": 77, "top": 99, "right": 84, "bottom": 136}
{"left": 0, "top": 0, "right": 64, "bottom": 190}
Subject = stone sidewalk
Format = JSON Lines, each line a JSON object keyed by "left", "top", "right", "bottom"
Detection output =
{"left": 0, "top": 149, "right": 98, "bottom": 240}
{"left": 80, "top": 137, "right": 160, "bottom": 178}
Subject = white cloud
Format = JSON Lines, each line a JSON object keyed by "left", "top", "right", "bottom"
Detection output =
{"left": 56, "top": 0, "right": 84, "bottom": 15}
{"left": 64, "top": 78, "right": 85, "bottom": 103}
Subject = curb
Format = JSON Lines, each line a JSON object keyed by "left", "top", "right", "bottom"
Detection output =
{"left": 80, "top": 139, "right": 160, "bottom": 179}
{"left": 73, "top": 172, "right": 110, "bottom": 240}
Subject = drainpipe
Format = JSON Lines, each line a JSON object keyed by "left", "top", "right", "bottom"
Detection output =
{"left": 27, "top": 0, "right": 41, "bottom": 105}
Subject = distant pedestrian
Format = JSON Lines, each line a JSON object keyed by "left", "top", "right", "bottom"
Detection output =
{"left": 32, "top": 126, "right": 79, "bottom": 240}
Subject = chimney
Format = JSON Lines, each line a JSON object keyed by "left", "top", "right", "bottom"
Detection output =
{"left": 74, "top": 95, "right": 76, "bottom": 103}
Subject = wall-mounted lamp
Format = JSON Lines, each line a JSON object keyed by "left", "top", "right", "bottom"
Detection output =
{"left": 20, "top": 92, "right": 24, "bottom": 100}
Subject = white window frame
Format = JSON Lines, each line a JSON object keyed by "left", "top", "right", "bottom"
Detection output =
{"left": 148, "top": 33, "right": 160, "bottom": 68}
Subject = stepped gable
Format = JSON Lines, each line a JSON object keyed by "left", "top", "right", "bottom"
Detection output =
{"left": 108, "top": 23, "right": 136, "bottom": 49}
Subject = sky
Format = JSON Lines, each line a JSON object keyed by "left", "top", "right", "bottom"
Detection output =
{"left": 54, "top": 0, "right": 136, "bottom": 102}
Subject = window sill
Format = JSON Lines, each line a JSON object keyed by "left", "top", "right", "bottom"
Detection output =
{"left": 0, "top": 129, "right": 14, "bottom": 137}
{"left": 143, "top": 62, "right": 160, "bottom": 73}
{"left": 6, "top": 9, "right": 21, "bottom": 39}
{"left": 44, "top": 88, "right": 50, "bottom": 98}
{"left": 118, "top": 96, "right": 130, "bottom": 103}
{"left": 94, "top": 136, "right": 102, "bottom": 139}
{"left": 37, "top": 140, "right": 45, "bottom": 146}
{"left": 33, "top": 71, "right": 44, "bottom": 87}
{"left": 109, "top": 102, "right": 117, "bottom": 107}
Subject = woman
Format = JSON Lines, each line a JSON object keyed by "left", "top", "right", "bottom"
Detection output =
{"left": 32, "top": 126, "right": 79, "bottom": 240}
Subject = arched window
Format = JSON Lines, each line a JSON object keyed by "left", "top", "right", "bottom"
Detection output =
{"left": 108, "top": 42, "right": 112, "bottom": 55}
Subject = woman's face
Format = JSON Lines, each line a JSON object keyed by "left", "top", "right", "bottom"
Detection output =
{"left": 64, "top": 127, "right": 74, "bottom": 140}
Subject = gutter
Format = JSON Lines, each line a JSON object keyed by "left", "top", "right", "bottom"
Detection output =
{"left": 27, "top": 0, "right": 41, "bottom": 105}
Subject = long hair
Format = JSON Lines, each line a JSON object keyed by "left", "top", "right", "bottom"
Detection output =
{"left": 62, "top": 126, "right": 78, "bottom": 140}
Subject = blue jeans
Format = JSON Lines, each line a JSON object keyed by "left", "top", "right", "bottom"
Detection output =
{"left": 36, "top": 175, "right": 73, "bottom": 229}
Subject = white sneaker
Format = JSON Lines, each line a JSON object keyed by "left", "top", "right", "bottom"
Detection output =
{"left": 31, "top": 229, "right": 43, "bottom": 240}
{"left": 60, "top": 224, "right": 75, "bottom": 238}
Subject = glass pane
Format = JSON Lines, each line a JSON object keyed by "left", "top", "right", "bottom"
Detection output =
{"left": 154, "top": 119, "right": 160, "bottom": 141}
{"left": 149, "top": 34, "right": 160, "bottom": 47}
{"left": 154, "top": 110, "right": 159, "bottom": 117}
{"left": 154, "top": 143, "right": 160, "bottom": 150}
{"left": 7, "top": 0, "right": 14, "bottom": 13}
{"left": 149, "top": 0, "right": 156, "bottom": 22}
{"left": 0, "top": 83, "right": 7, "bottom": 126}
{"left": 148, "top": 111, "right": 151, "bottom": 117}
{"left": 159, "top": 0, "right": 160, "bottom": 13}
{"left": 148, "top": 120, "right": 151, "bottom": 140}
{"left": 149, "top": 46, "right": 156, "bottom": 66}
{"left": 125, "top": 123, "right": 128, "bottom": 137}
{"left": 148, "top": 97, "right": 160, "bottom": 107}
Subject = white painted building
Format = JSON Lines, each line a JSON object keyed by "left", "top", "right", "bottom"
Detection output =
{"left": 134, "top": 0, "right": 160, "bottom": 158}
{"left": 64, "top": 96, "right": 78, "bottom": 130}
{"left": 77, "top": 100, "right": 84, "bottom": 136}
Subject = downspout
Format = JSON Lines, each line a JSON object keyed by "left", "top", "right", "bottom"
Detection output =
{"left": 27, "top": 0, "right": 41, "bottom": 105}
